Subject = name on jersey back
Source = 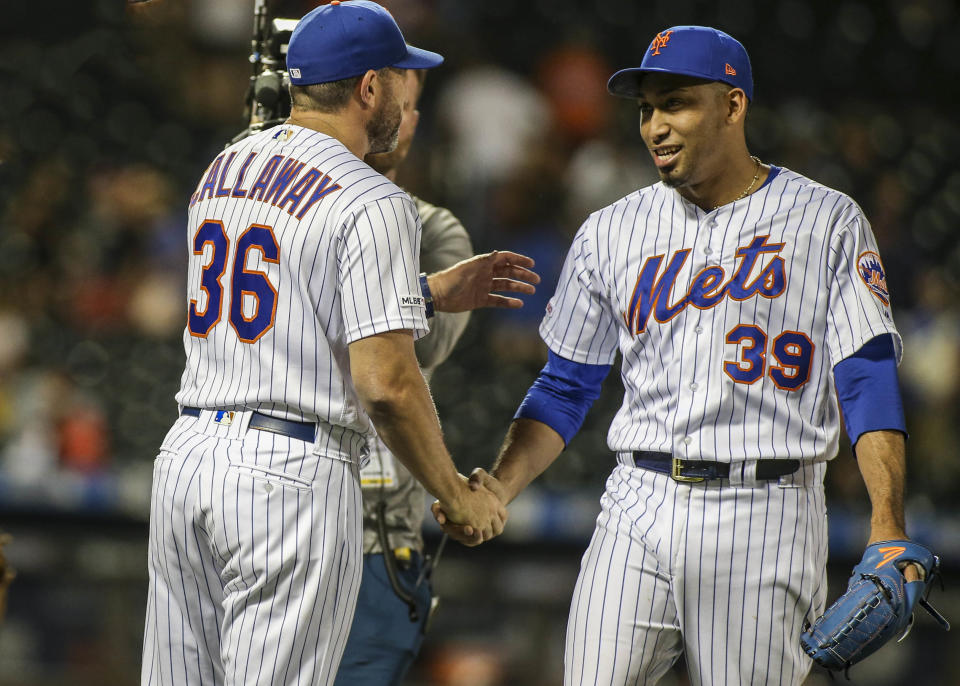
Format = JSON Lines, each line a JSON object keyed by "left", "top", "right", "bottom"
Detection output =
{"left": 189, "top": 150, "right": 343, "bottom": 220}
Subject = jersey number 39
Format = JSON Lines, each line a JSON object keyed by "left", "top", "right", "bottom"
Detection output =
{"left": 188, "top": 219, "right": 279, "bottom": 343}
{"left": 723, "top": 324, "right": 814, "bottom": 390}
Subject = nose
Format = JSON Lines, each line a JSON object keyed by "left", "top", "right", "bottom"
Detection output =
{"left": 643, "top": 109, "right": 670, "bottom": 145}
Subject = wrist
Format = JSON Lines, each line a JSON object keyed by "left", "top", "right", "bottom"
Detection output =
{"left": 489, "top": 468, "right": 521, "bottom": 505}
{"left": 867, "top": 520, "right": 908, "bottom": 544}
{"left": 419, "top": 273, "right": 435, "bottom": 318}
{"left": 435, "top": 468, "right": 468, "bottom": 506}
{"left": 441, "top": 481, "right": 471, "bottom": 517}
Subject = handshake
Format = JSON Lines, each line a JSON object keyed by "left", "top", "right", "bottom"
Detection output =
{"left": 431, "top": 469, "right": 510, "bottom": 546}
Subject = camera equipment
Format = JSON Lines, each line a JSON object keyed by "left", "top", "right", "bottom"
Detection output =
{"left": 232, "top": 0, "right": 296, "bottom": 143}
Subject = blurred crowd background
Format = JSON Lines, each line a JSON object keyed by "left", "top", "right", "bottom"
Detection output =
{"left": 0, "top": 0, "right": 958, "bottom": 684}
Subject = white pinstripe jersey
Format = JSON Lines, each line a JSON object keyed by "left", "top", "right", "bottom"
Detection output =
{"left": 542, "top": 167, "right": 900, "bottom": 463}
{"left": 176, "top": 124, "right": 429, "bottom": 461}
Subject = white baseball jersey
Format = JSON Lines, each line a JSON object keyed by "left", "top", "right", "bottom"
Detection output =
{"left": 177, "top": 124, "right": 429, "bottom": 462}
{"left": 542, "top": 168, "right": 900, "bottom": 685}
{"left": 543, "top": 167, "right": 900, "bottom": 465}
{"left": 143, "top": 124, "right": 429, "bottom": 686}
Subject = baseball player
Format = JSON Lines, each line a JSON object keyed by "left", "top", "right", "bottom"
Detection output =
{"left": 335, "top": 67, "right": 472, "bottom": 686}
{"left": 438, "top": 25, "right": 936, "bottom": 685}
{"left": 142, "top": 3, "right": 537, "bottom": 684}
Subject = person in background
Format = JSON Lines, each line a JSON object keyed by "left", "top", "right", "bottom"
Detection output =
{"left": 335, "top": 67, "right": 472, "bottom": 686}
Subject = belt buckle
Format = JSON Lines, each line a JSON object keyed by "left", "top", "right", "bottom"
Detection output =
{"left": 671, "top": 457, "right": 705, "bottom": 483}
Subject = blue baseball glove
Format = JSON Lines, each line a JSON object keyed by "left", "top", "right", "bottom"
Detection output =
{"left": 800, "top": 540, "right": 950, "bottom": 672}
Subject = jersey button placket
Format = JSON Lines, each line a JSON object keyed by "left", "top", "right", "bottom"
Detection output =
{"left": 689, "top": 216, "right": 717, "bottom": 395}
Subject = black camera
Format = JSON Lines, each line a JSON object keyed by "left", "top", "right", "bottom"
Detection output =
{"left": 233, "top": 4, "right": 297, "bottom": 143}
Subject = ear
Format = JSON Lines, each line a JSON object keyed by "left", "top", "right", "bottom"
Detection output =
{"left": 726, "top": 88, "right": 748, "bottom": 124}
{"left": 356, "top": 69, "right": 379, "bottom": 110}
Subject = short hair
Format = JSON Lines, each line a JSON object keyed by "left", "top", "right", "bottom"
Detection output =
{"left": 289, "top": 76, "right": 362, "bottom": 113}
{"left": 289, "top": 67, "right": 405, "bottom": 113}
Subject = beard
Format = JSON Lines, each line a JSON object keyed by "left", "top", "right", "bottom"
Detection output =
{"left": 366, "top": 83, "right": 403, "bottom": 156}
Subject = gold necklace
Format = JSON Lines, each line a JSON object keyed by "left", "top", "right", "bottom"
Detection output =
{"left": 715, "top": 155, "right": 762, "bottom": 209}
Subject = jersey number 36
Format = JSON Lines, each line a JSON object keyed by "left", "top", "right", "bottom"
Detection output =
{"left": 187, "top": 219, "right": 279, "bottom": 343}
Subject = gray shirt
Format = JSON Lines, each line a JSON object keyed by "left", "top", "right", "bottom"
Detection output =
{"left": 359, "top": 194, "right": 473, "bottom": 554}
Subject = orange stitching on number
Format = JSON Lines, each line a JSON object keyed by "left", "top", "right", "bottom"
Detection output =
{"left": 189, "top": 220, "right": 229, "bottom": 338}
{"left": 769, "top": 330, "right": 815, "bottom": 392}
{"left": 229, "top": 224, "right": 280, "bottom": 344}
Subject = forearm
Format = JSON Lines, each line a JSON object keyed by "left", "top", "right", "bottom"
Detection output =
{"left": 366, "top": 390, "right": 462, "bottom": 503}
{"left": 855, "top": 430, "right": 909, "bottom": 542}
{"left": 490, "top": 418, "right": 566, "bottom": 504}
{"left": 351, "top": 334, "right": 464, "bottom": 506}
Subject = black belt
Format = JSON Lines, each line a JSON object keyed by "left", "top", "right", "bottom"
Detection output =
{"left": 181, "top": 406, "right": 316, "bottom": 443}
{"left": 632, "top": 451, "right": 800, "bottom": 483}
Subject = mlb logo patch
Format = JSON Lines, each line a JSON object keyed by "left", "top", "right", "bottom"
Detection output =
{"left": 856, "top": 251, "right": 890, "bottom": 305}
{"left": 214, "top": 411, "right": 236, "bottom": 426}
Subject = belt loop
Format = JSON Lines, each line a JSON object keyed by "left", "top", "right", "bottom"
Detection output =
{"left": 741, "top": 461, "right": 760, "bottom": 488}
{"left": 777, "top": 461, "right": 824, "bottom": 488}
{"left": 728, "top": 460, "right": 745, "bottom": 487}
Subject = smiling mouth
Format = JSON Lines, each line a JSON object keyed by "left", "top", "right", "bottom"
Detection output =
{"left": 651, "top": 145, "right": 682, "bottom": 169}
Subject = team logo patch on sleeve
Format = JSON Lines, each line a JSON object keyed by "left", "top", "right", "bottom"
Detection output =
{"left": 856, "top": 251, "right": 890, "bottom": 305}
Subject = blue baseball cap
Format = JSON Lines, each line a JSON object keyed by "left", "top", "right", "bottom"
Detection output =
{"left": 607, "top": 26, "right": 753, "bottom": 101}
{"left": 286, "top": 0, "right": 443, "bottom": 86}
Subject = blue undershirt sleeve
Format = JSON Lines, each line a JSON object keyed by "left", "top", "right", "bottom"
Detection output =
{"left": 514, "top": 350, "right": 612, "bottom": 445}
{"left": 833, "top": 334, "right": 907, "bottom": 449}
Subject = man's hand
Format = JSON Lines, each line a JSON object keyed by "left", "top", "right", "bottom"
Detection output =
{"left": 432, "top": 473, "right": 509, "bottom": 546}
{"left": 0, "top": 532, "right": 15, "bottom": 622}
{"left": 428, "top": 251, "right": 540, "bottom": 312}
{"left": 467, "top": 467, "right": 508, "bottom": 501}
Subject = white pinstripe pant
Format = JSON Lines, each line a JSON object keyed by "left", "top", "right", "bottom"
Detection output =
{"left": 142, "top": 414, "right": 363, "bottom": 686}
{"left": 565, "top": 461, "right": 829, "bottom": 686}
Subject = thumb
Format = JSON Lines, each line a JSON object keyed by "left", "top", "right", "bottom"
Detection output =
{"left": 431, "top": 500, "right": 447, "bottom": 525}
{"left": 468, "top": 468, "right": 488, "bottom": 491}
{"left": 469, "top": 467, "right": 491, "bottom": 484}
{"left": 470, "top": 467, "right": 506, "bottom": 501}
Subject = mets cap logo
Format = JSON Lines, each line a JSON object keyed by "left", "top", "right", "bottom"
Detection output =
{"left": 857, "top": 251, "right": 890, "bottom": 305}
{"left": 650, "top": 30, "right": 674, "bottom": 56}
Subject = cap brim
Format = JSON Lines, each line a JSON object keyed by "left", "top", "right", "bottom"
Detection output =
{"left": 607, "top": 66, "right": 720, "bottom": 98}
{"left": 607, "top": 68, "right": 646, "bottom": 98}
{"left": 393, "top": 44, "right": 444, "bottom": 70}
